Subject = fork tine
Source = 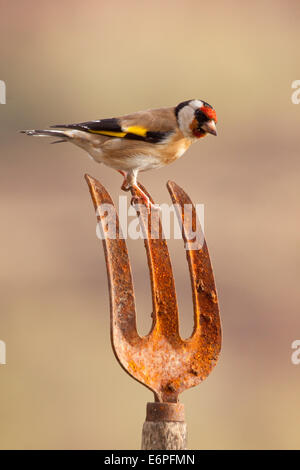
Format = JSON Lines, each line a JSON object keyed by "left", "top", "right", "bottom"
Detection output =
{"left": 85, "top": 175, "right": 140, "bottom": 351}
{"left": 131, "top": 184, "right": 180, "bottom": 340}
{"left": 167, "top": 181, "right": 221, "bottom": 353}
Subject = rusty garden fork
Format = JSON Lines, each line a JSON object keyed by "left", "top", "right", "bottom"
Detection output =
{"left": 85, "top": 175, "right": 221, "bottom": 450}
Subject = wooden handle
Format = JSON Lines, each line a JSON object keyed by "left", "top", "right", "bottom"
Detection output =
{"left": 141, "top": 421, "right": 187, "bottom": 450}
{"left": 141, "top": 402, "right": 187, "bottom": 450}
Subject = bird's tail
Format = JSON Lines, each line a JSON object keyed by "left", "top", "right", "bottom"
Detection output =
{"left": 20, "top": 129, "right": 71, "bottom": 144}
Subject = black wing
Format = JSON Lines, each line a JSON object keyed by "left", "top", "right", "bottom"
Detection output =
{"left": 51, "top": 118, "right": 172, "bottom": 143}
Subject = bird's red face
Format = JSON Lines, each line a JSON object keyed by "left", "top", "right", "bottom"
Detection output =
{"left": 191, "top": 104, "right": 218, "bottom": 139}
{"left": 201, "top": 105, "right": 218, "bottom": 123}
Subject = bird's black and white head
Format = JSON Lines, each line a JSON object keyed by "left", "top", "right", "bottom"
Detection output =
{"left": 175, "top": 99, "right": 217, "bottom": 139}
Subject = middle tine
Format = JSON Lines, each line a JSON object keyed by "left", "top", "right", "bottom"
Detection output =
{"left": 167, "top": 181, "right": 221, "bottom": 347}
{"left": 131, "top": 184, "right": 180, "bottom": 341}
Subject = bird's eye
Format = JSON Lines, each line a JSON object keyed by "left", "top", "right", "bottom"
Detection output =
{"left": 195, "top": 109, "right": 207, "bottom": 125}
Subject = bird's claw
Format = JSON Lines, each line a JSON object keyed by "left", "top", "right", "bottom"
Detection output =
{"left": 121, "top": 181, "right": 131, "bottom": 192}
{"left": 130, "top": 195, "right": 161, "bottom": 213}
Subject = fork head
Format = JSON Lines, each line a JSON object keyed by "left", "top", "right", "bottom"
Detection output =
{"left": 85, "top": 175, "right": 221, "bottom": 403}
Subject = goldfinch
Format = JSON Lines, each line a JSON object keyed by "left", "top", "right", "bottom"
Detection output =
{"left": 21, "top": 99, "right": 217, "bottom": 206}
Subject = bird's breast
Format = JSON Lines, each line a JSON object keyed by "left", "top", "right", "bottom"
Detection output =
{"left": 88, "top": 133, "right": 192, "bottom": 172}
{"left": 158, "top": 137, "right": 191, "bottom": 165}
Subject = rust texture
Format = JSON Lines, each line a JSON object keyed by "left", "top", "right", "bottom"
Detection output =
{"left": 146, "top": 402, "right": 185, "bottom": 422}
{"left": 85, "top": 174, "right": 221, "bottom": 404}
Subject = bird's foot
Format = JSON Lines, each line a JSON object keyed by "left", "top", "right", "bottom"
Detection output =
{"left": 130, "top": 184, "right": 160, "bottom": 213}
{"left": 121, "top": 180, "right": 131, "bottom": 191}
{"left": 119, "top": 171, "right": 160, "bottom": 212}
{"left": 120, "top": 171, "right": 131, "bottom": 191}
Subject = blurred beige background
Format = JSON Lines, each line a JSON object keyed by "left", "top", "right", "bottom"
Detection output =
{"left": 0, "top": 0, "right": 300, "bottom": 449}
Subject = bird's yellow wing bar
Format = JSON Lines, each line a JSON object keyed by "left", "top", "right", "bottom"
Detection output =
{"left": 88, "top": 129, "right": 126, "bottom": 137}
{"left": 88, "top": 125, "right": 148, "bottom": 138}
{"left": 125, "top": 126, "right": 148, "bottom": 137}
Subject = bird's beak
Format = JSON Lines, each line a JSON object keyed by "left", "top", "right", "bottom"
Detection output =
{"left": 201, "top": 120, "right": 217, "bottom": 136}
